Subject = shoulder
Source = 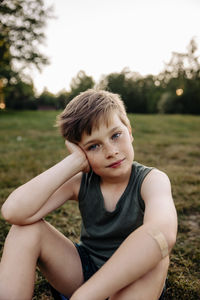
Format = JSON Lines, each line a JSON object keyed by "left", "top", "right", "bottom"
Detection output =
{"left": 142, "top": 168, "right": 170, "bottom": 186}
{"left": 141, "top": 169, "right": 177, "bottom": 242}
{"left": 141, "top": 168, "right": 172, "bottom": 203}
{"left": 132, "top": 161, "right": 153, "bottom": 182}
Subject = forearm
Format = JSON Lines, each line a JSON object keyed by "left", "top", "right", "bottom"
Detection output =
{"left": 1, "top": 152, "right": 84, "bottom": 223}
{"left": 72, "top": 224, "right": 171, "bottom": 300}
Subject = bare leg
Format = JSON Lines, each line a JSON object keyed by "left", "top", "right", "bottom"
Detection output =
{"left": 0, "top": 220, "right": 84, "bottom": 300}
{"left": 109, "top": 256, "right": 169, "bottom": 300}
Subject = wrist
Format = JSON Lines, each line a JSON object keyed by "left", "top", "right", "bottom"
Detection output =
{"left": 70, "top": 290, "right": 92, "bottom": 300}
{"left": 70, "top": 151, "right": 89, "bottom": 173}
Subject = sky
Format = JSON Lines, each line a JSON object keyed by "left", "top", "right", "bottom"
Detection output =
{"left": 32, "top": 0, "right": 200, "bottom": 95}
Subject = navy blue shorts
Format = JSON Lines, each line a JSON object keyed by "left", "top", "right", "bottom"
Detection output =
{"left": 74, "top": 243, "right": 99, "bottom": 281}
{"left": 50, "top": 244, "right": 98, "bottom": 300}
{"left": 50, "top": 243, "right": 166, "bottom": 299}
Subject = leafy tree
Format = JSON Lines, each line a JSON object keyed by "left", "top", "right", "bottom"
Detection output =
{"left": 162, "top": 38, "right": 200, "bottom": 82}
{"left": 0, "top": 36, "right": 13, "bottom": 82}
{"left": 135, "top": 75, "right": 162, "bottom": 113}
{"left": 37, "top": 89, "right": 57, "bottom": 110}
{"left": 0, "top": 0, "right": 51, "bottom": 79}
{"left": 5, "top": 80, "right": 36, "bottom": 110}
{"left": 157, "top": 38, "right": 200, "bottom": 114}
{"left": 0, "top": 0, "right": 52, "bottom": 108}
{"left": 37, "top": 89, "right": 70, "bottom": 110}
{"left": 68, "top": 70, "right": 95, "bottom": 101}
{"left": 56, "top": 90, "right": 70, "bottom": 110}
{"left": 98, "top": 69, "right": 149, "bottom": 113}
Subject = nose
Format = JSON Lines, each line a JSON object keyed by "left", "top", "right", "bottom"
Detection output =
{"left": 104, "top": 142, "right": 119, "bottom": 158}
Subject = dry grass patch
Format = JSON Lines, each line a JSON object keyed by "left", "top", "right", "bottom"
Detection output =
{"left": 0, "top": 111, "right": 200, "bottom": 299}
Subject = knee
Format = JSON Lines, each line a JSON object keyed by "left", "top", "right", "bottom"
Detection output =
{"left": 7, "top": 220, "right": 45, "bottom": 248}
{"left": 109, "top": 257, "right": 169, "bottom": 300}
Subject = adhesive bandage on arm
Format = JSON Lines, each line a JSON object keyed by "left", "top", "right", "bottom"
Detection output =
{"left": 148, "top": 228, "right": 169, "bottom": 258}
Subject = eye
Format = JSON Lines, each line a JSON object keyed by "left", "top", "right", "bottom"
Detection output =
{"left": 112, "top": 132, "right": 121, "bottom": 140}
{"left": 88, "top": 144, "right": 99, "bottom": 151}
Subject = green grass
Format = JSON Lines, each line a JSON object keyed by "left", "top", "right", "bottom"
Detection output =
{"left": 0, "top": 111, "right": 200, "bottom": 299}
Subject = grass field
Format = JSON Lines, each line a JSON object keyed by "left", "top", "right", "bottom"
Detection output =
{"left": 0, "top": 110, "right": 200, "bottom": 299}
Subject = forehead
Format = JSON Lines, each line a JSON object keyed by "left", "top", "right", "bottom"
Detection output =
{"left": 80, "top": 113, "right": 127, "bottom": 143}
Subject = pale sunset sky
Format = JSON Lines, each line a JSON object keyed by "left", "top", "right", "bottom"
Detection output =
{"left": 32, "top": 0, "right": 200, "bottom": 94}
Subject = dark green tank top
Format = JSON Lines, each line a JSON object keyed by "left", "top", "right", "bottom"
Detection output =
{"left": 78, "top": 161, "right": 153, "bottom": 268}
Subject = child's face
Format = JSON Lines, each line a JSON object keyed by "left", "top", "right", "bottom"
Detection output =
{"left": 80, "top": 113, "right": 134, "bottom": 182}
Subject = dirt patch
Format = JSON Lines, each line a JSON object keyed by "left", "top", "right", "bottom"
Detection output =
{"left": 181, "top": 213, "right": 200, "bottom": 241}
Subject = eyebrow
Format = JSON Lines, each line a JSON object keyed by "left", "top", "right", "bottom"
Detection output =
{"left": 83, "top": 126, "right": 121, "bottom": 147}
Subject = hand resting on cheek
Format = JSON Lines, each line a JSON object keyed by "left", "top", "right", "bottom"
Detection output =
{"left": 65, "top": 140, "right": 90, "bottom": 173}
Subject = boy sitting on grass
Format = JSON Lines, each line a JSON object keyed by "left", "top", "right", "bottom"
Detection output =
{"left": 0, "top": 89, "right": 177, "bottom": 300}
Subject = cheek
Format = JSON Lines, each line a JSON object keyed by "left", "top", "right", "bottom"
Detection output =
{"left": 122, "top": 138, "right": 134, "bottom": 157}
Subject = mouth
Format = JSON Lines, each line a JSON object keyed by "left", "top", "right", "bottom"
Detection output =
{"left": 107, "top": 158, "right": 125, "bottom": 168}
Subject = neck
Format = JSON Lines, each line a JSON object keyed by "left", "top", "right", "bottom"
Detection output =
{"left": 100, "top": 166, "right": 132, "bottom": 186}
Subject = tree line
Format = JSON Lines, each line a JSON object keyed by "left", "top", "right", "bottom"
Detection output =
{"left": 0, "top": 0, "right": 200, "bottom": 114}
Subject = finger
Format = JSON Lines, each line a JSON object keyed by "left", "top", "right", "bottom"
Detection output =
{"left": 65, "top": 140, "right": 79, "bottom": 153}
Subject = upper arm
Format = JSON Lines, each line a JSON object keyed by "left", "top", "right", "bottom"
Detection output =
{"left": 24, "top": 172, "right": 83, "bottom": 224}
{"left": 141, "top": 169, "right": 177, "bottom": 248}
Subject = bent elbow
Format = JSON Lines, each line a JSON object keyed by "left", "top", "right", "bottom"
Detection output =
{"left": 1, "top": 200, "right": 9, "bottom": 220}
{"left": 168, "top": 218, "right": 178, "bottom": 252}
{"left": 1, "top": 201, "right": 22, "bottom": 225}
{"left": 1, "top": 187, "right": 24, "bottom": 224}
{"left": 1, "top": 202, "right": 15, "bottom": 224}
{"left": 1, "top": 204, "right": 6, "bottom": 220}
{"left": 168, "top": 231, "right": 177, "bottom": 252}
{"left": 1, "top": 202, "right": 38, "bottom": 226}
{"left": 147, "top": 224, "right": 177, "bottom": 258}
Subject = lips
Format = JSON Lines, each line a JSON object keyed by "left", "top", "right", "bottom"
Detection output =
{"left": 107, "top": 158, "right": 125, "bottom": 168}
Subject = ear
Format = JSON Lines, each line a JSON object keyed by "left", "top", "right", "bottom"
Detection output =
{"left": 128, "top": 125, "right": 134, "bottom": 142}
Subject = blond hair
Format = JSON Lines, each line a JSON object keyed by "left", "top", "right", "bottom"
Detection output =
{"left": 57, "top": 89, "right": 130, "bottom": 143}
